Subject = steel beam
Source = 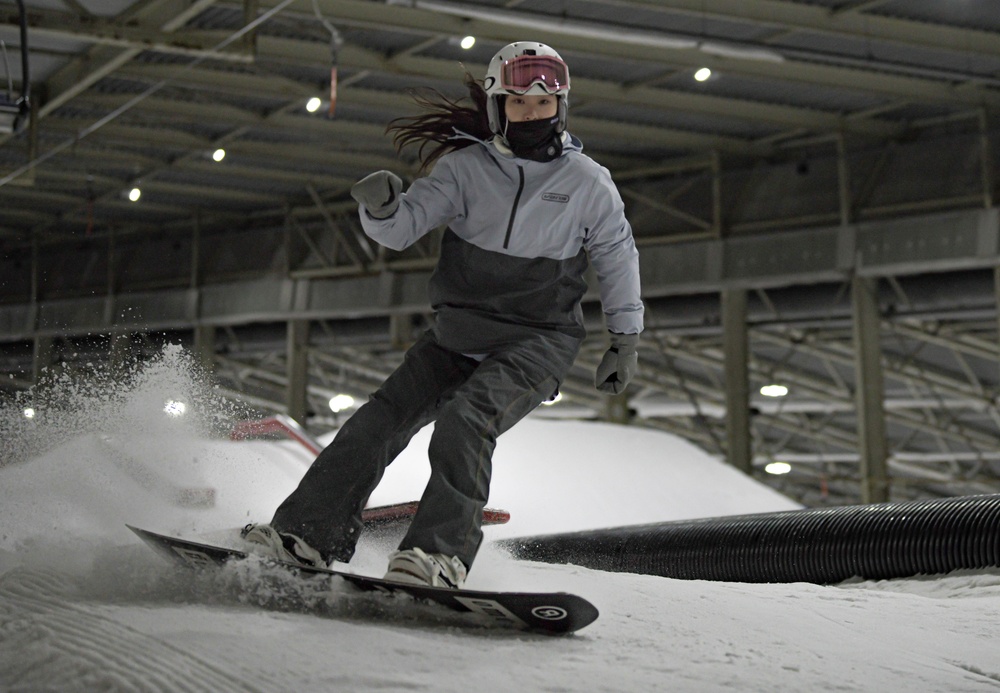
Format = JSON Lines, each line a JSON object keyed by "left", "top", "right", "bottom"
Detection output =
{"left": 193, "top": 324, "right": 216, "bottom": 373}
{"left": 721, "top": 289, "right": 752, "bottom": 474}
{"left": 286, "top": 319, "right": 309, "bottom": 425}
{"left": 851, "top": 276, "right": 889, "bottom": 502}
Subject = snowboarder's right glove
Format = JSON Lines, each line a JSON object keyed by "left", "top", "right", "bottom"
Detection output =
{"left": 351, "top": 170, "right": 402, "bottom": 219}
{"left": 595, "top": 332, "right": 639, "bottom": 394}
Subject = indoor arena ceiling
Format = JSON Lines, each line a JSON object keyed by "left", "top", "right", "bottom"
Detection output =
{"left": 3, "top": 0, "right": 1000, "bottom": 507}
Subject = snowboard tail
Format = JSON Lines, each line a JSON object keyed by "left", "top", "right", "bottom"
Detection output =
{"left": 127, "top": 524, "right": 598, "bottom": 635}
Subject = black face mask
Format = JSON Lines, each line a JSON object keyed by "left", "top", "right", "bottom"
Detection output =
{"left": 505, "top": 118, "right": 562, "bottom": 162}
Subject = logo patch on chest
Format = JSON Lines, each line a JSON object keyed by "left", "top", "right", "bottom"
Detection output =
{"left": 541, "top": 192, "right": 570, "bottom": 203}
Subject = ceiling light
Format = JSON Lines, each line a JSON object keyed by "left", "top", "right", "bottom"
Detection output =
{"left": 128, "top": 187, "right": 141, "bottom": 202}
{"left": 765, "top": 462, "right": 792, "bottom": 475}
{"left": 329, "top": 394, "right": 355, "bottom": 412}
{"left": 760, "top": 384, "right": 789, "bottom": 398}
{"left": 391, "top": 0, "right": 785, "bottom": 62}
{"left": 460, "top": 35, "right": 476, "bottom": 50}
{"left": 0, "top": 98, "right": 29, "bottom": 135}
{"left": 164, "top": 400, "right": 187, "bottom": 417}
{"left": 23, "top": 407, "right": 35, "bottom": 419}
{"left": 541, "top": 392, "right": 563, "bottom": 406}
{"left": 212, "top": 148, "right": 226, "bottom": 162}
{"left": 401, "top": 0, "right": 694, "bottom": 50}
{"left": 306, "top": 97, "right": 322, "bottom": 113}
{"left": 694, "top": 67, "right": 712, "bottom": 82}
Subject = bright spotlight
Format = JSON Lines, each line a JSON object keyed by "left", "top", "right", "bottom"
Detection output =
{"left": 460, "top": 36, "right": 476, "bottom": 50}
{"left": 329, "top": 394, "right": 355, "bottom": 413}
{"left": 23, "top": 407, "right": 35, "bottom": 419}
{"left": 128, "top": 187, "right": 141, "bottom": 202}
{"left": 765, "top": 462, "right": 792, "bottom": 475}
{"left": 212, "top": 148, "right": 226, "bottom": 162}
{"left": 694, "top": 67, "right": 712, "bottom": 82}
{"left": 760, "top": 384, "right": 789, "bottom": 398}
{"left": 164, "top": 400, "right": 187, "bottom": 417}
{"left": 306, "top": 97, "right": 322, "bottom": 113}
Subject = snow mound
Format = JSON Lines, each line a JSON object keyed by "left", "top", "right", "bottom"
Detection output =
{"left": 0, "top": 416, "right": 797, "bottom": 562}
{"left": 0, "top": 343, "right": 797, "bottom": 572}
{"left": 365, "top": 417, "right": 801, "bottom": 540}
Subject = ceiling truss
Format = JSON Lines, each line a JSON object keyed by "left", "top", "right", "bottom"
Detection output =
{"left": 3, "top": 0, "right": 1000, "bottom": 507}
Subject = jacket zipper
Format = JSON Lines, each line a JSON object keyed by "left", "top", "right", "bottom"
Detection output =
{"left": 502, "top": 166, "right": 525, "bottom": 250}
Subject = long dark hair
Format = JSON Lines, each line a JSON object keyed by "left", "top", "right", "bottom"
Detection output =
{"left": 387, "top": 72, "right": 493, "bottom": 173}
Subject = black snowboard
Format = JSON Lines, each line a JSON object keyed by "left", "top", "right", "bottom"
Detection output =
{"left": 127, "top": 525, "right": 598, "bottom": 635}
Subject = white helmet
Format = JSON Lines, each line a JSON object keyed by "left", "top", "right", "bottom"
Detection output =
{"left": 484, "top": 42, "right": 570, "bottom": 136}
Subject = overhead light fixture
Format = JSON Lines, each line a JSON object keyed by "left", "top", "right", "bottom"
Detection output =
{"left": 329, "top": 394, "right": 355, "bottom": 412}
{"left": 765, "top": 461, "right": 792, "bottom": 475}
{"left": 388, "top": 0, "right": 784, "bottom": 62}
{"left": 128, "top": 187, "right": 142, "bottom": 202}
{"left": 23, "top": 407, "right": 35, "bottom": 419}
{"left": 212, "top": 148, "right": 226, "bottom": 162}
{"left": 164, "top": 400, "right": 187, "bottom": 417}
{"left": 306, "top": 97, "right": 322, "bottom": 113}
{"left": 694, "top": 67, "right": 712, "bottom": 82}
{"left": 760, "top": 384, "right": 789, "bottom": 398}
{"left": 460, "top": 35, "right": 476, "bottom": 50}
{"left": 0, "top": 95, "right": 29, "bottom": 135}
{"left": 393, "top": 0, "right": 693, "bottom": 50}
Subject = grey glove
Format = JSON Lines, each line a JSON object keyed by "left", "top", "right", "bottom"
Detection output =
{"left": 351, "top": 170, "right": 402, "bottom": 219}
{"left": 595, "top": 332, "right": 639, "bottom": 394}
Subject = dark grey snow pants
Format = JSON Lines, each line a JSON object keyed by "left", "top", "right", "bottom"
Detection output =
{"left": 271, "top": 330, "right": 569, "bottom": 570}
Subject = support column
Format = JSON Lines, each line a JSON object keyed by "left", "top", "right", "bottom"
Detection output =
{"left": 32, "top": 335, "right": 54, "bottom": 384}
{"left": 189, "top": 212, "right": 215, "bottom": 374}
{"left": 711, "top": 149, "right": 723, "bottom": 236}
{"left": 979, "top": 108, "right": 994, "bottom": 209}
{"left": 243, "top": 0, "right": 260, "bottom": 57}
{"left": 191, "top": 211, "right": 201, "bottom": 288}
{"left": 837, "top": 132, "right": 853, "bottom": 225}
{"left": 104, "top": 227, "right": 116, "bottom": 326}
{"left": 193, "top": 325, "right": 216, "bottom": 373}
{"left": 286, "top": 319, "right": 310, "bottom": 425}
{"left": 995, "top": 267, "right": 1000, "bottom": 383}
{"left": 109, "top": 332, "right": 133, "bottom": 375}
{"left": 721, "top": 288, "right": 752, "bottom": 474}
{"left": 603, "top": 391, "right": 631, "bottom": 424}
{"left": 389, "top": 313, "right": 411, "bottom": 350}
{"left": 851, "top": 276, "right": 889, "bottom": 503}
{"left": 29, "top": 236, "right": 47, "bottom": 384}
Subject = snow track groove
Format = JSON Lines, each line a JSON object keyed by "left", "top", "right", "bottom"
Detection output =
{"left": 0, "top": 568, "right": 272, "bottom": 693}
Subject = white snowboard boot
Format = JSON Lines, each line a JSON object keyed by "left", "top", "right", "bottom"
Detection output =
{"left": 241, "top": 523, "right": 325, "bottom": 569}
{"left": 384, "top": 547, "right": 467, "bottom": 589}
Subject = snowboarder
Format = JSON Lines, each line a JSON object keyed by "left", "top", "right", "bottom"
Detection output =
{"left": 243, "top": 41, "right": 644, "bottom": 588}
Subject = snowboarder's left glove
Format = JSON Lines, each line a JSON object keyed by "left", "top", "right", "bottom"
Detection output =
{"left": 595, "top": 332, "right": 639, "bottom": 394}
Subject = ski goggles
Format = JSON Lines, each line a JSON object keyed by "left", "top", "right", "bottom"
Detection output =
{"left": 499, "top": 55, "right": 570, "bottom": 95}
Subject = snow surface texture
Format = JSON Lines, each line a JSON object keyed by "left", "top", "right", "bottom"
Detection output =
{"left": 2, "top": 346, "right": 999, "bottom": 692}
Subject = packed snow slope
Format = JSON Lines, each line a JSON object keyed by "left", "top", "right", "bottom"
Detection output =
{"left": 2, "top": 346, "right": 999, "bottom": 692}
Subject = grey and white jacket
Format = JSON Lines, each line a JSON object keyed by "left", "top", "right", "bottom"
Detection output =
{"left": 358, "top": 132, "right": 644, "bottom": 359}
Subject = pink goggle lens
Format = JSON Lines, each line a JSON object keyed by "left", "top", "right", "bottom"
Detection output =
{"left": 499, "top": 56, "right": 570, "bottom": 95}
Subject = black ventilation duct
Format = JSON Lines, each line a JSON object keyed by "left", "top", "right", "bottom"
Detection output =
{"left": 499, "top": 494, "right": 1000, "bottom": 584}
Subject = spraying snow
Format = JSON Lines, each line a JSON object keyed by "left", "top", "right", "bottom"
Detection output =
{"left": 1, "top": 345, "right": 998, "bottom": 692}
